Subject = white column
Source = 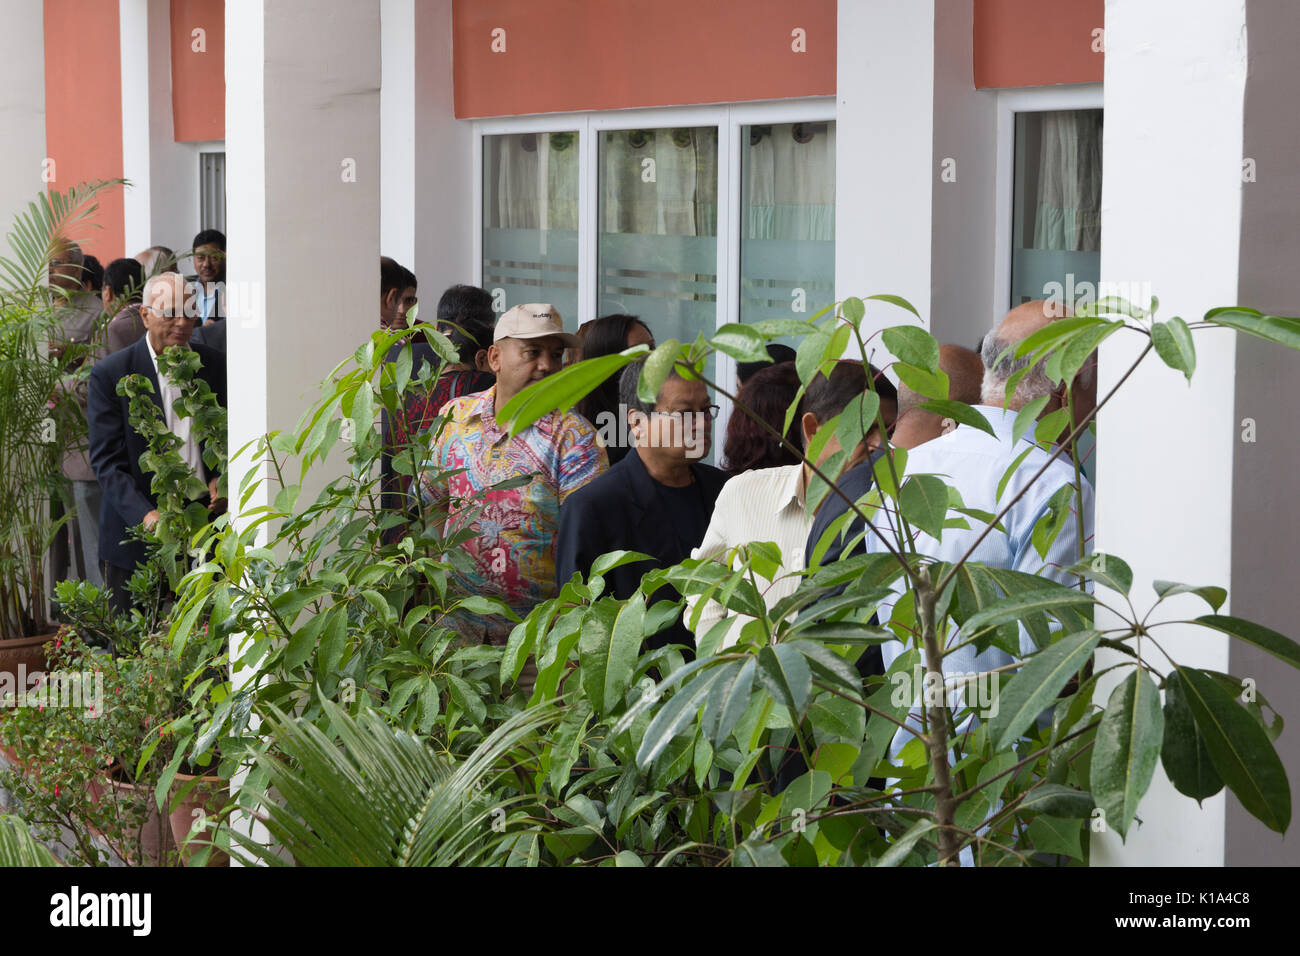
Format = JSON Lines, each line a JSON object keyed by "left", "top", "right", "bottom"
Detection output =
{"left": 381, "top": 0, "right": 416, "bottom": 268}
{"left": 1091, "top": 0, "right": 1247, "bottom": 867}
{"left": 119, "top": 0, "right": 152, "bottom": 255}
{"left": 148, "top": 0, "right": 203, "bottom": 255}
{"left": 835, "top": 0, "right": 935, "bottom": 352}
{"left": 413, "top": 0, "right": 473, "bottom": 298}
{"left": 0, "top": 0, "right": 45, "bottom": 239}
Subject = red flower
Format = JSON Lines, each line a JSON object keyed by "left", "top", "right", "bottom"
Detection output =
{"left": 54, "top": 785, "right": 60, "bottom": 797}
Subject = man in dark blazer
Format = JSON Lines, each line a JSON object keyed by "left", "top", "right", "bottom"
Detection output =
{"left": 88, "top": 272, "right": 227, "bottom": 613}
{"left": 556, "top": 362, "right": 728, "bottom": 654}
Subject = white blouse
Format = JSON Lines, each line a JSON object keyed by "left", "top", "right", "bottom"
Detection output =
{"left": 688, "top": 463, "right": 811, "bottom": 648}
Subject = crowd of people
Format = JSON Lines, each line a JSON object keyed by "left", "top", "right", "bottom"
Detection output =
{"left": 54, "top": 242, "right": 1096, "bottom": 687}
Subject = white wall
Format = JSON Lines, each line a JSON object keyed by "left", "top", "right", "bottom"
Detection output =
{"left": 413, "top": 0, "right": 474, "bottom": 300}
{"left": 1091, "top": 0, "right": 1247, "bottom": 867}
{"left": 120, "top": 0, "right": 152, "bottom": 255}
{"left": 381, "top": 0, "right": 416, "bottom": 270}
{"left": 0, "top": 0, "right": 46, "bottom": 243}
{"left": 835, "top": 0, "right": 935, "bottom": 362}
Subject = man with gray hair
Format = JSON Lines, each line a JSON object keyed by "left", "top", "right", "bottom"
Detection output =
{"left": 860, "top": 301, "right": 1096, "bottom": 814}
{"left": 555, "top": 360, "right": 728, "bottom": 654}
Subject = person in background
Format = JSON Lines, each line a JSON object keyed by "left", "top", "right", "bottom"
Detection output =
{"left": 846, "top": 302, "right": 1096, "bottom": 804}
{"left": 691, "top": 359, "right": 892, "bottom": 649}
{"left": 556, "top": 360, "right": 728, "bottom": 655}
{"left": 737, "top": 343, "right": 797, "bottom": 387}
{"left": 135, "top": 245, "right": 176, "bottom": 278}
{"left": 102, "top": 257, "right": 147, "bottom": 354}
{"left": 720, "top": 361, "right": 802, "bottom": 476}
{"left": 886, "top": 345, "right": 985, "bottom": 451}
{"left": 382, "top": 284, "right": 497, "bottom": 539}
{"left": 419, "top": 304, "right": 605, "bottom": 656}
{"left": 188, "top": 230, "right": 227, "bottom": 353}
{"left": 48, "top": 239, "right": 103, "bottom": 361}
{"left": 573, "top": 313, "right": 655, "bottom": 465}
{"left": 87, "top": 273, "right": 227, "bottom": 615}
{"left": 380, "top": 256, "right": 418, "bottom": 332}
{"left": 79, "top": 255, "right": 104, "bottom": 298}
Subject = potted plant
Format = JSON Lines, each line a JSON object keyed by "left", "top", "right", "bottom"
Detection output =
{"left": 0, "top": 182, "right": 120, "bottom": 686}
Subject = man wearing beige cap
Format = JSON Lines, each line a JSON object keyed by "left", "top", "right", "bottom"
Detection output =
{"left": 419, "top": 304, "right": 607, "bottom": 662}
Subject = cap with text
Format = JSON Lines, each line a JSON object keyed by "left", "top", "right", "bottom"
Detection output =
{"left": 494, "top": 303, "right": 580, "bottom": 347}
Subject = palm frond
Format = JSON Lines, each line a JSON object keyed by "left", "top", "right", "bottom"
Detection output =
{"left": 0, "top": 814, "right": 61, "bottom": 867}
{"left": 231, "top": 699, "right": 563, "bottom": 867}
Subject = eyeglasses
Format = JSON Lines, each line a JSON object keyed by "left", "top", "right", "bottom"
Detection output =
{"left": 650, "top": 405, "right": 720, "bottom": 426}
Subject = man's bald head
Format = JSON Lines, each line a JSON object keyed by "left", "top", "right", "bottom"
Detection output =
{"left": 891, "top": 345, "right": 987, "bottom": 449}
{"left": 980, "top": 299, "right": 1078, "bottom": 409}
{"left": 140, "top": 272, "right": 198, "bottom": 351}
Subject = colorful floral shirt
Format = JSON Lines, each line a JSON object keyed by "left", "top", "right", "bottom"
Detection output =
{"left": 420, "top": 386, "right": 607, "bottom": 630}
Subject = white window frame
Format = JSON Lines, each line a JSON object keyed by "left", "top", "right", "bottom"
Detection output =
{"left": 992, "top": 84, "right": 1103, "bottom": 319}
{"left": 473, "top": 97, "right": 835, "bottom": 424}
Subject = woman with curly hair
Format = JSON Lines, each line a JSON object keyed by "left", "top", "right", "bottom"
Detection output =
{"left": 720, "top": 361, "right": 803, "bottom": 475}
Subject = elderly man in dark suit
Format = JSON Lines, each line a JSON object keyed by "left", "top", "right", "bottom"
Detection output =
{"left": 88, "top": 272, "right": 227, "bottom": 613}
{"left": 556, "top": 361, "right": 728, "bottom": 655}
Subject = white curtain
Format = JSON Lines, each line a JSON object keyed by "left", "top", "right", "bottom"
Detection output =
{"left": 600, "top": 128, "right": 718, "bottom": 236}
{"left": 1033, "top": 111, "right": 1102, "bottom": 252}
{"left": 745, "top": 123, "right": 836, "bottom": 241}
{"left": 486, "top": 132, "right": 579, "bottom": 232}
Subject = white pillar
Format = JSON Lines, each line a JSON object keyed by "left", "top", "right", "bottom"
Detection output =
{"left": 119, "top": 0, "right": 152, "bottom": 256}
{"left": 835, "top": 0, "right": 935, "bottom": 351}
{"left": 225, "top": 0, "right": 381, "bottom": 859}
{"left": 1091, "top": 0, "right": 1247, "bottom": 866}
{"left": 413, "top": 0, "right": 473, "bottom": 298}
{"left": 147, "top": 0, "right": 203, "bottom": 256}
{"left": 0, "top": 0, "right": 45, "bottom": 240}
{"left": 381, "top": 0, "right": 416, "bottom": 268}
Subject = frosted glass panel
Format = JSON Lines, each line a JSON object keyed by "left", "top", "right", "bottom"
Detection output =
{"left": 597, "top": 127, "right": 717, "bottom": 377}
{"left": 483, "top": 132, "right": 581, "bottom": 328}
{"left": 740, "top": 122, "right": 835, "bottom": 348}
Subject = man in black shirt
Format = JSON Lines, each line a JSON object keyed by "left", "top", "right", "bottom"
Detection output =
{"left": 555, "top": 361, "right": 728, "bottom": 653}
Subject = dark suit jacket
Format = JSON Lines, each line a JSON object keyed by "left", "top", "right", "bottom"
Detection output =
{"left": 87, "top": 337, "right": 227, "bottom": 570}
{"left": 190, "top": 317, "right": 226, "bottom": 353}
{"left": 555, "top": 449, "right": 729, "bottom": 651}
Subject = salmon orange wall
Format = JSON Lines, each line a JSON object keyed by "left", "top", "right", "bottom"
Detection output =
{"left": 170, "top": 0, "right": 225, "bottom": 142}
{"left": 973, "top": 0, "right": 1104, "bottom": 88}
{"left": 452, "top": 0, "right": 836, "bottom": 118}
{"left": 43, "top": 0, "right": 125, "bottom": 261}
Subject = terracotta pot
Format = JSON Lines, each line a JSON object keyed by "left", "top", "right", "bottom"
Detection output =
{"left": 0, "top": 631, "right": 56, "bottom": 695}
{"left": 169, "top": 772, "right": 229, "bottom": 867}
{"left": 106, "top": 773, "right": 177, "bottom": 866}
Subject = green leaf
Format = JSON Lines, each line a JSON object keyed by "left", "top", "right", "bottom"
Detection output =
{"left": 1092, "top": 670, "right": 1165, "bottom": 840}
{"left": 960, "top": 585, "right": 1095, "bottom": 644}
{"left": 1176, "top": 666, "right": 1290, "bottom": 832}
{"left": 1193, "top": 615, "right": 1300, "bottom": 669}
{"left": 757, "top": 644, "right": 813, "bottom": 718}
{"left": 284, "top": 611, "right": 329, "bottom": 671}
{"left": 1032, "top": 407, "right": 1073, "bottom": 445}
{"left": 1010, "top": 396, "right": 1051, "bottom": 444}
{"left": 840, "top": 296, "right": 865, "bottom": 326}
{"left": 874, "top": 818, "right": 937, "bottom": 867}
{"left": 898, "top": 474, "right": 949, "bottom": 540}
{"left": 881, "top": 325, "right": 939, "bottom": 371}
{"left": 1027, "top": 816, "right": 1085, "bottom": 859}
{"left": 497, "top": 350, "right": 641, "bottom": 435}
{"left": 700, "top": 658, "right": 756, "bottom": 748}
{"left": 865, "top": 293, "right": 921, "bottom": 319}
{"left": 893, "top": 362, "right": 949, "bottom": 400}
{"left": 315, "top": 610, "right": 349, "bottom": 676}
{"left": 579, "top": 594, "right": 645, "bottom": 716}
{"left": 591, "top": 549, "right": 654, "bottom": 577}
{"left": 711, "top": 323, "right": 770, "bottom": 363}
{"left": 1161, "top": 670, "right": 1223, "bottom": 803}
{"left": 1018, "top": 783, "right": 1095, "bottom": 818}
{"left": 991, "top": 630, "right": 1101, "bottom": 749}
{"left": 917, "top": 400, "right": 995, "bottom": 438}
{"left": 832, "top": 390, "right": 881, "bottom": 461}
{"left": 795, "top": 329, "right": 832, "bottom": 384}
{"left": 638, "top": 339, "right": 682, "bottom": 404}
{"left": 1064, "top": 553, "right": 1134, "bottom": 595}
{"left": 1202, "top": 308, "right": 1300, "bottom": 351}
{"left": 1150, "top": 316, "right": 1196, "bottom": 382}
{"left": 636, "top": 667, "right": 726, "bottom": 767}
{"left": 749, "top": 318, "right": 819, "bottom": 338}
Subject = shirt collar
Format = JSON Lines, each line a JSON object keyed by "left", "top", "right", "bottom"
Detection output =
{"left": 776, "top": 463, "right": 805, "bottom": 514}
